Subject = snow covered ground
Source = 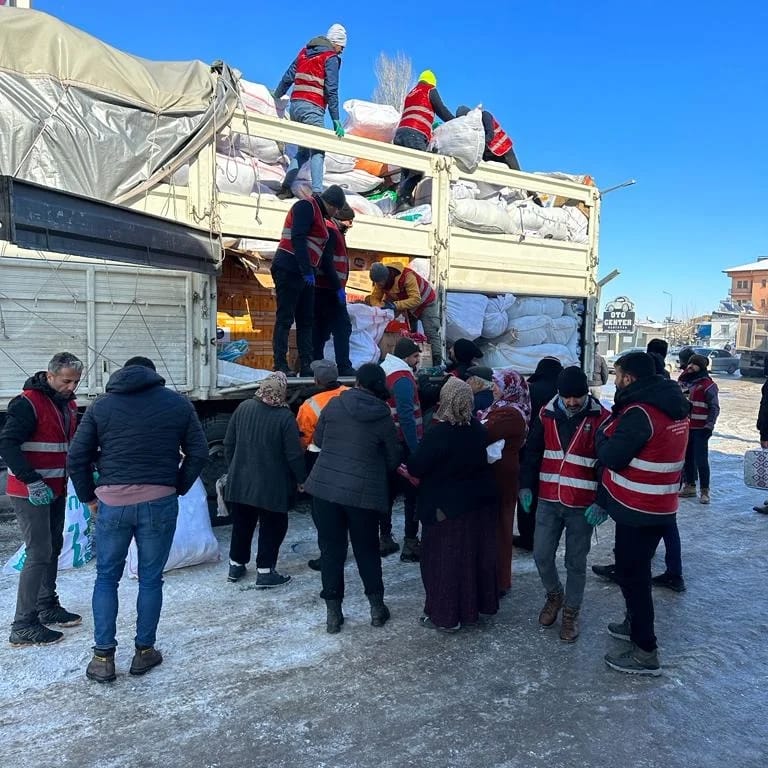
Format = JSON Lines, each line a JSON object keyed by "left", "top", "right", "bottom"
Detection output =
{"left": 1, "top": 375, "right": 767, "bottom": 768}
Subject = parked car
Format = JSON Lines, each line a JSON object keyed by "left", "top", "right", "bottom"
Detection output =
{"left": 677, "top": 347, "right": 741, "bottom": 375}
{"left": 606, "top": 347, "right": 647, "bottom": 373}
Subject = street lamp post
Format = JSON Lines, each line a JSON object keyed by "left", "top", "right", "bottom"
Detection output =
{"left": 663, "top": 291, "right": 673, "bottom": 341}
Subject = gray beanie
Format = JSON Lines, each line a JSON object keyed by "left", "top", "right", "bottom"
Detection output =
{"left": 369, "top": 263, "right": 390, "bottom": 283}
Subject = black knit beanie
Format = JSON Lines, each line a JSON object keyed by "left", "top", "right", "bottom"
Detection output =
{"left": 557, "top": 366, "right": 589, "bottom": 397}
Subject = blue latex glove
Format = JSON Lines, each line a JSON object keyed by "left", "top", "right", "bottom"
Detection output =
{"left": 518, "top": 488, "right": 533, "bottom": 514}
{"left": 337, "top": 288, "right": 346, "bottom": 304}
{"left": 584, "top": 503, "right": 608, "bottom": 526}
{"left": 28, "top": 480, "right": 54, "bottom": 506}
{"left": 303, "top": 273, "right": 316, "bottom": 287}
{"left": 382, "top": 301, "right": 396, "bottom": 312}
{"left": 333, "top": 120, "right": 345, "bottom": 138}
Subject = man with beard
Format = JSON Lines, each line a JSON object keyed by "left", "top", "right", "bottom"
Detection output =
{"left": 0, "top": 352, "right": 83, "bottom": 647}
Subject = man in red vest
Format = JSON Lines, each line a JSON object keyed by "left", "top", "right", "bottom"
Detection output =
{"left": 592, "top": 352, "right": 690, "bottom": 676}
{"left": 274, "top": 24, "right": 347, "bottom": 198}
{"left": 456, "top": 105, "right": 521, "bottom": 170}
{"left": 393, "top": 70, "right": 454, "bottom": 211}
{"left": 313, "top": 202, "right": 355, "bottom": 375}
{"left": 271, "top": 185, "right": 346, "bottom": 376}
{"left": 0, "top": 352, "right": 83, "bottom": 647}
{"left": 365, "top": 262, "right": 442, "bottom": 366}
{"left": 519, "top": 367, "right": 609, "bottom": 642}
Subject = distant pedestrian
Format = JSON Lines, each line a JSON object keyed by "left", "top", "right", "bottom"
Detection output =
{"left": 754, "top": 379, "right": 768, "bottom": 514}
{"left": 589, "top": 342, "right": 609, "bottom": 398}
{"left": 68, "top": 357, "right": 208, "bottom": 682}
{"left": 407, "top": 378, "right": 498, "bottom": 631}
{"left": 0, "top": 352, "right": 83, "bottom": 648}
{"left": 224, "top": 372, "right": 306, "bottom": 587}
{"left": 646, "top": 338, "right": 670, "bottom": 379}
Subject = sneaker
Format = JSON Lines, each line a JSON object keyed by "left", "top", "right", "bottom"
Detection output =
{"left": 255, "top": 569, "right": 291, "bottom": 588}
{"left": 86, "top": 651, "right": 116, "bottom": 683}
{"left": 379, "top": 533, "right": 400, "bottom": 557}
{"left": 604, "top": 645, "right": 662, "bottom": 676}
{"left": 276, "top": 186, "right": 294, "bottom": 201}
{"left": 38, "top": 604, "right": 82, "bottom": 628}
{"left": 754, "top": 504, "right": 768, "bottom": 514}
{"left": 592, "top": 563, "right": 619, "bottom": 583}
{"left": 419, "top": 615, "right": 460, "bottom": 633}
{"left": 678, "top": 484, "right": 697, "bottom": 498}
{"left": 651, "top": 572, "right": 686, "bottom": 592}
{"left": 307, "top": 558, "right": 321, "bottom": 571}
{"left": 700, "top": 489, "right": 711, "bottom": 505}
{"left": 400, "top": 537, "right": 421, "bottom": 563}
{"left": 9, "top": 623, "right": 64, "bottom": 648}
{"left": 227, "top": 563, "right": 246, "bottom": 583}
{"left": 129, "top": 646, "right": 163, "bottom": 676}
{"left": 607, "top": 617, "right": 631, "bottom": 642}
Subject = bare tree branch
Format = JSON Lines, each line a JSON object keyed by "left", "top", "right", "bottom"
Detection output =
{"left": 372, "top": 51, "right": 413, "bottom": 110}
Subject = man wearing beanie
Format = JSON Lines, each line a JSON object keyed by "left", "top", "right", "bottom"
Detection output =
{"left": 275, "top": 24, "right": 348, "bottom": 198}
{"left": 646, "top": 338, "right": 671, "bottom": 379}
{"left": 446, "top": 338, "right": 483, "bottom": 380}
{"left": 678, "top": 353, "right": 719, "bottom": 504}
{"left": 593, "top": 351, "right": 690, "bottom": 675}
{"left": 364, "top": 262, "right": 442, "bottom": 366}
{"left": 393, "top": 70, "right": 454, "bottom": 212}
{"left": 379, "top": 337, "right": 424, "bottom": 560}
{"left": 272, "top": 185, "right": 346, "bottom": 376}
{"left": 519, "top": 366, "right": 609, "bottom": 642}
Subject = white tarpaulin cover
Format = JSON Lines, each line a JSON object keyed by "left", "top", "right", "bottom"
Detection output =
{"left": 0, "top": 6, "right": 238, "bottom": 203}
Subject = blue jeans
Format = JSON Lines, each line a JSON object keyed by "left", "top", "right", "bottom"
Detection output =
{"left": 283, "top": 99, "right": 326, "bottom": 193}
{"left": 92, "top": 494, "right": 178, "bottom": 650}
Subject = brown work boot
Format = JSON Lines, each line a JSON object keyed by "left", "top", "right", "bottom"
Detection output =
{"left": 538, "top": 591, "right": 564, "bottom": 627}
{"left": 86, "top": 650, "right": 116, "bottom": 683}
{"left": 129, "top": 646, "right": 163, "bottom": 676}
{"left": 700, "top": 489, "right": 711, "bottom": 505}
{"left": 679, "top": 484, "right": 697, "bottom": 498}
{"left": 559, "top": 607, "right": 580, "bottom": 643}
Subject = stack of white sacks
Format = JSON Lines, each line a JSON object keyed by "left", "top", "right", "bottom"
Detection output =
{"left": 445, "top": 292, "right": 582, "bottom": 374}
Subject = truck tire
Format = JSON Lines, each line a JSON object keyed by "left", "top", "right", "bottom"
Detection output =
{"left": 201, "top": 414, "right": 232, "bottom": 526}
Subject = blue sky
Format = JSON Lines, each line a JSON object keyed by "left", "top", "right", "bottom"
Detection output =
{"left": 34, "top": 0, "right": 768, "bottom": 321}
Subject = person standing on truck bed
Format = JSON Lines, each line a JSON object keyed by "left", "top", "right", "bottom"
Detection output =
{"left": 272, "top": 185, "right": 347, "bottom": 377}
{"left": 456, "top": 105, "right": 521, "bottom": 171}
{"left": 365, "top": 262, "right": 443, "bottom": 366}
{"left": 274, "top": 24, "right": 348, "bottom": 199}
{"left": 0, "top": 352, "right": 83, "bottom": 648}
{"left": 313, "top": 202, "right": 355, "bottom": 376}
{"left": 393, "top": 70, "right": 454, "bottom": 213}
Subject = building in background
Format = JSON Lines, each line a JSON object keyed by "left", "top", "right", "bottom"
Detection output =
{"left": 723, "top": 257, "right": 768, "bottom": 312}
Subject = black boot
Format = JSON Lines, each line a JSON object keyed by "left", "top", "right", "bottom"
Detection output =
{"left": 368, "top": 593, "right": 390, "bottom": 627}
{"left": 325, "top": 599, "right": 344, "bottom": 634}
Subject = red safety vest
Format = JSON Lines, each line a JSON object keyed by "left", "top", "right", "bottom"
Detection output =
{"left": 6, "top": 388, "right": 78, "bottom": 499}
{"left": 291, "top": 48, "right": 338, "bottom": 109}
{"left": 687, "top": 377, "right": 717, "bottom": 430}
{"left": 601, "top": 404, "right": 688, "bottom": 516}
{"left": 398, "top": 82, "right": 435, "bottom": 141}
{"left": 385, "top": 369, "right": 424, "bottom": 444}
{"left": 316, "top": 220, "right": 349, "bottom": 289}
{"left": 388, "top": 268, "right": 436, "bottom": 319}
{"left": 538, "top": 398, "right": 609, "bottom": 508}
{"left": 487, "top": 116, "right": 513, "bottom": 156}
{"left": 277, "top": 196, "right": 329, "bottom": 268}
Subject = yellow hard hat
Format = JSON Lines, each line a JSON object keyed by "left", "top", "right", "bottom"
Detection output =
{"left": 418, "top": 70, "right": 437, "bottom": 87}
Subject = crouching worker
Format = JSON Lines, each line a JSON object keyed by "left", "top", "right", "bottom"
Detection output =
{"left": 519, "top": 366, "right": 609, "bottom": 642}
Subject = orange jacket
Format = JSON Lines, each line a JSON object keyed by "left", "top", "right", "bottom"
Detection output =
{"left": 296, "top": 386, "right": 348, "bottom": 450}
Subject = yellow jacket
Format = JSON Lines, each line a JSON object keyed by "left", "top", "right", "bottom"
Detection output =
{"left": 296, "top": 386, "right": 349, "bottom": 450}
{"left": 364, "top": 263, "right": 427, "bottom": 314}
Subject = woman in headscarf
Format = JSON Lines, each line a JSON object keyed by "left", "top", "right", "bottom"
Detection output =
{"left": 516, "top": 356, "right": 564, "bottom": 551}
{"left": 223, "top": 372, "right": 306, "bottom": 587}
{"left": 407, "top": 378, "right": 498, "bottom": 631}
{"left": 478, "top": 369, "right": 531, "bottom": 596}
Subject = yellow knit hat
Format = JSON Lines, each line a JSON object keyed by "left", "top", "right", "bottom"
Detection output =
{"left": 418, "top": 70, "right": 437, "bottom": 87}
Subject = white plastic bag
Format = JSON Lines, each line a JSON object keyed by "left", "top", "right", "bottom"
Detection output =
{"left": 342, "top": 99, "right": 401, "bottom": 142}
{"left": 392, "top": 204, "right": 432, "bottom": 224}
{"left": 486, "top": 439, "right": 505, "bottom": 464}
{"left": 548, "top": 316, "right": 579, "bottom": 346}
{"left": 508, "top": 297, "right": 565, "bottom": 320}
{"left": 323, "top": 169, "right": 383, "bottom": 194}
{"left": 452, "top": 198, "right": 516, "bottom": 235}
{"left": 128, "top": 479, "right": 220, "bottom": 576}
{"left": 347, "top": 303, "right": 393, "bottom": 343}
{"left": 238, "top": 79, "right": 282, "bottom": 116}
{"left": 480, "top": 342, "right": 578, "bottom": 374}
{"left": 324, "top": 330, "right": 381, "bottom": 369}
{"left": 429, "top": 108, "right": 485, "bottom": 172}
{"left": 233, "top": 134, "right": 284, "bottom": 165}
{"left": 445, "top": 293, "right": 489, "bottom": 343}
{"left": 216, "top": 153, "right": 287, "bottom": 195}
{"left": 345, "top": 193, "right": 384, "bottom": 218}
{"left": 482, "top": 294, "right": 516, "bottom": 339}
{"left": 325, "top": 153, "right": 357, "bottom": 174}
{"left": 507, "top": 315, "right": 553, "bottom": 347}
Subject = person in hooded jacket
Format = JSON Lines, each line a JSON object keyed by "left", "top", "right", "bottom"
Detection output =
{"left": 305, "top": 364, "right": 400, "bottom": 633}
{"left": 591, "top": 352, "right": 690, "bottom": 676}
{"left": 67, "top": 357, "right": 208, "bottom": 683}
{"left": 646, "top": 338, "right": 670, "bottom": 380}
{"left": 445, "top": 338, "right": 484, "bottom": 380}
{"left": 275, "top": 24, "right": 348, "bottom": 198}
{"left": 0, "top": 352, "right": 83, "bottom": 648}
{"left": 514, "top": 357, "right": 563, "bottom": 551}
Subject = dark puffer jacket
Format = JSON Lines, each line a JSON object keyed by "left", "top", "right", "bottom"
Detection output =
{"left": 305, "top": 388, "right": 400, "bottom": 512}
{"left": 67, "top": 366, "right": 208, "bottom": 502}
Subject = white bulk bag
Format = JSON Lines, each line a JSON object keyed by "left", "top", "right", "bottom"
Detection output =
{"left": 507, "top": 315, "right": 552, "bottom": 347}
{"left": 128, "top": 479, "right": 220, "bottom": 577}
{"left": 452, "top": 198, "right": 516, "bottom": 235}
{"left": 325, "top": 153, "right": 357, "bottom": 174}
{"left": 324, "top": 169, "right": 383, "bottom": 194}
{"left": 216, "top": 154, "right": 287, "bottom": 195}
{"left": 392, "top": 204, "right": 432, "bottom": 224}
{"left": 324, "top": 331, "right": 381, "bottom": 369}
{"left": 548, "top": 316, "right": 580, "bottom": 346}
{"left": 507, "top": 297, "right": 565, "bottom": 320}
{"left": 482, "top": 294, "right": 516, "bottom": 339}
{"left": 480, "top": 342, "right": 578, "bottom": 374}
{"left": 445, "top": 293, "right": 489, "bottom": 343}
{"left": 347, "top": 304, "right": 393, "bottom": 344}
{"left": 428, "top": 108, "right": 485, "bottom": 172}
{"left": 239, "top": 79, "right": 281, "bottom": 116}
{"left": 233, "top": 134, "right": 284, "bottom": 165}
{"left": 342, "top": 99, "right": 401, "bottom": 142}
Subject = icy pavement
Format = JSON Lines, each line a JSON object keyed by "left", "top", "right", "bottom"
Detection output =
{"left": 1, "top": 376, "right": 767, "bottom": 768}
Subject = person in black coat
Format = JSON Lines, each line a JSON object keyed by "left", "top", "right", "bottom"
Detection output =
{"left": 407, "top": 378, "right": 498, "bottom": 630}
{"left": 514, "top": 357, "right": 563, "bottom": 550}
{"left": 305, "top": 364, "right": 400, "bottom": 633}
{"left": 754, "top": 380, "right": 768, "bottom": 513}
